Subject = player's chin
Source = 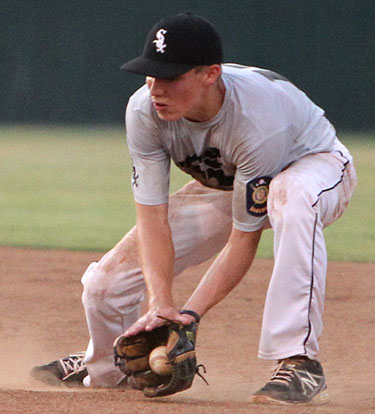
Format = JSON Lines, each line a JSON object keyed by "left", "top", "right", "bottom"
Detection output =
{"left": 155, "top": 109, "right": 182, "bottom": 122}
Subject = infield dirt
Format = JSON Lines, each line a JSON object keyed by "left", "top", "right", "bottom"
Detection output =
{"left": 0, "top": 246, "right": 374, "bottom": 413}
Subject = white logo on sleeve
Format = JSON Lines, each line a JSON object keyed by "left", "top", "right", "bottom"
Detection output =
{"left": 153, "top": 29, "right": 167, "bottom": 53}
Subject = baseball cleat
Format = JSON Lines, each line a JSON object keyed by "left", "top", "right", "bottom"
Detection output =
{"left": 250, "top": 356, "right": 329, "bottom": 405}
{"left": 30, "top": 352, "right": 88, "bottom": 387}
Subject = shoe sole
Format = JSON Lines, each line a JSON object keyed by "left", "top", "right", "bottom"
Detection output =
{"left": 30, "top": 369, "right": 84, "bottom": 388}
{"left": 250, "top": 389, "right": 329, "bottom": 405}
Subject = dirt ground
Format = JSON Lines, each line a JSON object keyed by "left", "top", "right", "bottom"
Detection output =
{"left": 0, "top": 246, "right": 374, "bottom": 414}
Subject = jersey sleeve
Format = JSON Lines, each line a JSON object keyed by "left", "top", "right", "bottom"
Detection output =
{"left": 126, "top": 93, "right": 171, "bottom": 205}
{"left": 231, "top": 130, "right": 292, "bottom": 232}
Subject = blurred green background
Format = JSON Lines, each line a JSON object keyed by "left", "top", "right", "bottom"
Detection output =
{"left": 1, "top": 127, "right": 373, "bottom": 262}
{"left": 1, "top": 1, "right": 374, "bottom": 130}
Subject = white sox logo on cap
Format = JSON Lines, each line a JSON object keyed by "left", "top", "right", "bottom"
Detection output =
{"left": 153, "top": 29, "right": 167, "bottom": 53}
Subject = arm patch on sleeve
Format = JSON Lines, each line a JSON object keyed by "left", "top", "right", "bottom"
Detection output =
{"left": 246, "top": 176, "right": 272, "bottom": 217}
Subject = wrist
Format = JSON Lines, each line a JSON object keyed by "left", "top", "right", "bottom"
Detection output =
{"left": 148, "top": 295, "right": 174, "bottom": 309}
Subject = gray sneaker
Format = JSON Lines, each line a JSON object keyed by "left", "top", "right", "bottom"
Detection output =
{"left": 31, "top": 352, "right": 87, "bottom": 387}
{"left": 250, "top": 356, "right": 329, "bottom": 405}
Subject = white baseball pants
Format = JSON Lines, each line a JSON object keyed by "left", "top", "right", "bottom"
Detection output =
{"left": 81, "top": 142, "right": 356, "bottom": 387}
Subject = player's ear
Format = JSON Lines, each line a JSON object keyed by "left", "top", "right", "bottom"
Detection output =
{"left": 202, "top": 64, "right": 222, "bottom": 86}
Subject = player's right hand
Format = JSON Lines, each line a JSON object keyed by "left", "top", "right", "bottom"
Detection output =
{"left": 124, "top": 305, "right": 195, "bottom": 337}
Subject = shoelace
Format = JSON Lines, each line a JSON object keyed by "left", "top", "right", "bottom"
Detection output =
{"left": 60, "top": 352, "right": 87, "bottom": 379}
{"left": 269, "top": 360, "right": 299, "bottom": 385}
{"left": 196, "top": 364, "right": 209, "bottom": 385}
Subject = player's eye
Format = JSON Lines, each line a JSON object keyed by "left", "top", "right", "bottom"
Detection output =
{"left": 164, "top": 75, "right": 180, "bottom": 82}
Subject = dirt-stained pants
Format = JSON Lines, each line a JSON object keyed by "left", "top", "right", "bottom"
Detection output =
{"left": 81, "top": 142, "right": 356, "bottom": 387}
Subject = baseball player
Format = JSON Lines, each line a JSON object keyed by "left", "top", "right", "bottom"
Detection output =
{"left": 32, "top": 13, "right": 357, "bottom": 404}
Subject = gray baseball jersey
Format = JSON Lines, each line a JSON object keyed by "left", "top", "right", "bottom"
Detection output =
{"left": 125, "top": 64, "right": 336, "bottom": 231}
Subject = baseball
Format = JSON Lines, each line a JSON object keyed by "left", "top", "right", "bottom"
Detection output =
{"left": 149, "top": 346, "right": 172, "bottom": 376}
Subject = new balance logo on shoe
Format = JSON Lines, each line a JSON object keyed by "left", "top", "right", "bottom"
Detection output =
{"left": 298, "top": 370, "right": 321, "bottom": 394}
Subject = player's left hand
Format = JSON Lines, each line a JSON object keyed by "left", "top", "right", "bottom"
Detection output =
{"left": 114, "top": 310, "right": 202, "bottom": 397}
{"left": 124, "top": 305, "right": 195, "bottom": 337}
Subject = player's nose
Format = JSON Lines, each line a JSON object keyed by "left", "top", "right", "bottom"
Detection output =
{"left": 147, "top": 77, "right": 165, "bottom": 96}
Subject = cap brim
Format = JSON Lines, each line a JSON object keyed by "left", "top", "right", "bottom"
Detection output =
{"left": 121, "top": 56, "right": 196, "bottom": 79}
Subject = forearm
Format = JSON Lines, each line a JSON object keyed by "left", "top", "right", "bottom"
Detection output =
{"left": 125, "top": 202, "right": 195, "bottom": 335}
{"left": 136, "top": 203, "right": 175, "bottom": 308}
{"left": 184, "top": 227, "right": 263, "bottom": 316}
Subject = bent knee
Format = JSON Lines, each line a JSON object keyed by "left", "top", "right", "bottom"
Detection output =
{"left": 81, "top": 257, "right": 145, "bottom": 314}
{"left": 81, "top": 261, "right": 111, "bottom": 299}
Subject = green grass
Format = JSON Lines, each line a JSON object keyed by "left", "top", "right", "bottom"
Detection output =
{"left": 1, "top": 126, "right": 374, "bottom": 261}
{"left": 323, "top": 133, "right": 375, "bottom": 262}
{"left": 0, "top": 125, "right": 189, "bottom": 251}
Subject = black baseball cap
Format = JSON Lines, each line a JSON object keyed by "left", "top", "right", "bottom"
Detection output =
{"left": 121, "top": 12, "right": 223, "bottom": 79}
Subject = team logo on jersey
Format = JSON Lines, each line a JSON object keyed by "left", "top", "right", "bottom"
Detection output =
{"left": 175, "top": 147, "right": 234, "bottom": 190}
{"left": 153, "top": 29, "right": 167, "bottom": 53}
{"left": 246, "top": 176, "right": 272, "bottom": 216}
{"left": 132, "top": 166, "right": 139, "bottom": 187}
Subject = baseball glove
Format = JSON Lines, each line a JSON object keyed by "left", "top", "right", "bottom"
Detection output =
{"left": 113, "top": 310, "right": 203, "bottom": 397}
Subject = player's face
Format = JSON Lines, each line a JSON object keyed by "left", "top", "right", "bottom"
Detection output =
{"left": 146, "top": 68, "right": 212, "bottom": 122}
